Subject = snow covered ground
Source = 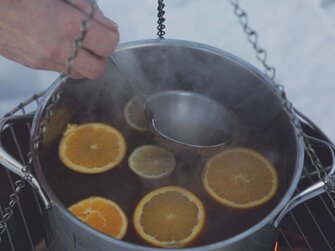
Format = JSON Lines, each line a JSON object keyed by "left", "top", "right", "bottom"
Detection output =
{"left": 1, "top": 0, "right": 335, "bottom": 140}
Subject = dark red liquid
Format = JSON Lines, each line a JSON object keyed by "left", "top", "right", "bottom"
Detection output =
{"left": 41, "top": 106, "right": 285, "bottom": 248}
{"left": 41, "top": 93, "right": 287, "bottom": 246}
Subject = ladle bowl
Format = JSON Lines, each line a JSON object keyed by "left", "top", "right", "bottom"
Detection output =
{"left": 110, "top": 57, "right": 235, "bottom": 153}
{"left": 145, "top": 90, "right": 235, "bottom": 155}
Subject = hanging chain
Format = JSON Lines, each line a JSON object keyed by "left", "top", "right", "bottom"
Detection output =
{"left": 0, "top": 180, "right": 25, "bottom": 243}
{"left": 229, "top": 0, "right": 335, "bottom": 207}
{"left": 157, "top": 0, "right": 166, "bottom": 39}
{"left": 4, "top": 91, "right": 45, "bottom": 117}
{"left": 27, "top": 0, "right": 95, "bottom": 173}
{"left": 230, "top": 0, "right": 276, "bottom": 80}
{"left": 0, "top": 0, "right": 96, "bottom": 243}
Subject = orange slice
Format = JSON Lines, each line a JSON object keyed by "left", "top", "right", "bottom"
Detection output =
{"left": 133, "top": 186, "right": 205, "bottom": 248}
{"left": 202, "top": 148, "right": 278, "bottom": 209}
{"left": 68, "top": 196, "right": 128, "bottom": 239}
{"left": 58, "top": 123, "right": 126, "bottom": 174}
{"left": 128, "top": 145, "right": 175, "bottom": 179}
{"left": 124, "top": 96, "right": 148, "bottom": 132}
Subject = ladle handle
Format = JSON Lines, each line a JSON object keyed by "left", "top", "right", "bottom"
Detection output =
{"left": 0, "top": 114, "right": 50, "bottom": 209}
{"left": 109, "top": 56, "right": 151, "bottom": 99}
{"left": 273, "top": 135, "right": 335, "bottom": 227}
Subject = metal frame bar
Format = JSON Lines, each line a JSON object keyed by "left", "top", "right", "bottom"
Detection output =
{"left": 0, "top": 93, "right": 44, "bottom": 251}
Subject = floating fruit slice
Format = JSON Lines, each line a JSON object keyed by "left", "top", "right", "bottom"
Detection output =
{"left": 68, "top": 196, "right": 128, "bottom": 239}
{"left": 133, "top": 186, "right": 205, "bottom": 248}
{"left": 58, "top": 123, "right": 126, "bottom": 174}
{"left": 202, "top": 148, "right": 278, "bottom": 209}
{"left": 128, "top": 145, "right": 175, "bottom": 179}
{"left": 124, "top": 96, "right": 148, "bottom": 132}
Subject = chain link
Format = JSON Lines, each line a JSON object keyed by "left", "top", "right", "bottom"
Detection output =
{"left": 229, "top": 0, "right": 335, "bottom": 207}
{"left": 27, "top": 0, "right": 95, "bottom": 174}
{"left": 4, "top": 91, "right": 45, "bottom": 117}
{"left": 230, "top": 0, "right": 276, "bottom": 80}
{"left": 157, "top": 0, "right": 166, "bottom": 39}
{"left": 0, "top": 0, "right": 96, "bottom": 244}
{"left": 0, "top": 180, "right": 26, "bottom": 243}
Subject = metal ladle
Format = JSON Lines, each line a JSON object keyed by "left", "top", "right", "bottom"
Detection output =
{"left": 110, "top": 57, "right": 235, "bottom": 154}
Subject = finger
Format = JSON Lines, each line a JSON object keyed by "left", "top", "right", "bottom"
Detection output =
{"left": 65, "top": 0, "right": 118, "bottom": 31}
{"left": 69, "top": 70, "right": 85, "bottom": 79}
{"left": 93, "top": 6, "right": 119, "bottom": 31}
{"left": 61, "top": 69, "right": 85, "bottom": 79}
{"left": 82, "top": 20, "right": 120, "bottom": 58}
{"left": 71, "top": 48, "right": 108, "bottom": 79}
{"left": 62, "top": 2, "right": 120, "bottom": 58}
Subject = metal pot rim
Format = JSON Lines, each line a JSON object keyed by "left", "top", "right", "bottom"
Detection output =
{"left": 31, "top": 38, "right": 305, "bottom": 250}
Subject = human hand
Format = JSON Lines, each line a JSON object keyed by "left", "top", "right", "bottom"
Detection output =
{"left": 0, "top": 0, "right": 119, "bottom": 79}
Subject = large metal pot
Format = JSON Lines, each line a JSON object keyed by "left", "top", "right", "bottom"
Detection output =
{"left": 0, "top": 39, "right": 334, "bottom": 251}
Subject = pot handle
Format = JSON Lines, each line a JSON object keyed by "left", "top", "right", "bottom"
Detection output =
{"left": 0, "top": 114, "right": 51, "bottom": 209}
{"left": 273, "top": 134, "right": 335, "bottom": 227}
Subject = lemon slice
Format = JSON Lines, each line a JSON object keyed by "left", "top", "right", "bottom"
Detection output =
{"left": 124, "top": 96, "right": 148, "bottom": 132}
{"left": 128, "top": 145, "right": 175, "bottom": 179}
